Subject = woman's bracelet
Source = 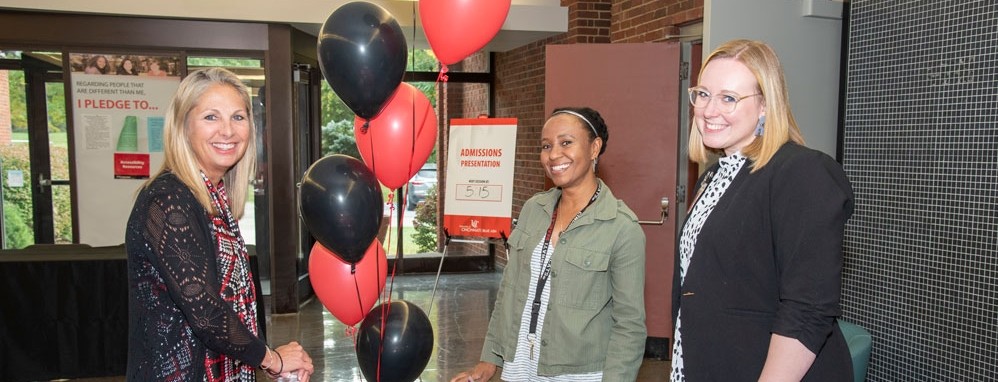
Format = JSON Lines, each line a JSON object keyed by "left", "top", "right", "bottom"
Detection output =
{"left": 260, "top": 347, "right": 276, "bottom": 371}
{"left": 272, "top": 349, "right": 284, "bottom": 375}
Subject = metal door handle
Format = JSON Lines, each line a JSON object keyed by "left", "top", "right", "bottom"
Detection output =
{"left": 638, "top": 197, "right": 669, "bottom": 225}
{"left": 37, "top": 174, "right": 51, "bottom": 193}
{"left": 252, "top": 177, "right": 265, "bottom": 195}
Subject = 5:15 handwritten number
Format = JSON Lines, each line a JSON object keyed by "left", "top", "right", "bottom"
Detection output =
{"left": 464, "top": 185, "right": 491, "bottom": 199}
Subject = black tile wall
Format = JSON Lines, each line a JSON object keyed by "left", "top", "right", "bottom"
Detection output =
{"left": 842, "top": 1, "right": 998, "bottom": 381}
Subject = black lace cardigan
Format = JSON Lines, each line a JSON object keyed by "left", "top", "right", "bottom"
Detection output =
{"left": 125, "top": 173, "right": 266, "bottom": 381}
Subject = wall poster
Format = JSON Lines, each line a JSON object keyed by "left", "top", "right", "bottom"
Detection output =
{"left": 69, "top": 53, "right": 181, "bottom": 246}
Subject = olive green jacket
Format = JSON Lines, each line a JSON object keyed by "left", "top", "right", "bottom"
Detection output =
{"left": 481, "top": 180, "right": 647, "bottom": 381}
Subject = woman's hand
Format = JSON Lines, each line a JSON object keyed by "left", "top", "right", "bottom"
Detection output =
{"left": 272, "top": 341, "right": 314, "bottom": 382}
{"left": 449, "top": 362, "right": 497, "bottom": 382}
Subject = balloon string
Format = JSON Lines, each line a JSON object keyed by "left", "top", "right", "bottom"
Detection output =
{"left": 377, "top": 292, "right": 393, "bottom": 382}
{"left": 344, "top": 258, "right": 359, "bottom": 345}
{"left": 344, "top": 326, "right": 357, "bottom": 343}
{"left": 380, "top": 220, "right": 399, "bottom": 382}
{"left": 410, "top": 84, "right": 416, "bottom": 175}
{"left": 378, "top": 200, "right": 396, "bottom": 303}
{"left": 437, "top": 64, "right": 449, "bottom": 83}
{"left": 382, "top": 191, "right": 394, "bottom": 304}
{"left": 386, "top": 193, "right": 400, "bottom": 301}
{"left": 387, "top": 236, "right": 399, "bottom": 302}
{"left": 378, "top": 193, "right": 394, "bottom": 306}
{"left": 407, "top": 86, "right": 417, "bottom": 224}
{"left": 385, "top": 191, "right": 395, "bottom": 252}
{"left": 351, "top": 264, "right": 364, "bottom": 337}
{"left": 367, "top": 121, "right": 377, "bottom": 188}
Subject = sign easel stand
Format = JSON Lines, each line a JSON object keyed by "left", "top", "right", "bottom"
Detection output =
{"left": 426, "top": 229, "right": 508, "bottom": 316}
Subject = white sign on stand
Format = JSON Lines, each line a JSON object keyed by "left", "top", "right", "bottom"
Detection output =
{"left": 443, "top": 118, "right": 517, "bottom": 239}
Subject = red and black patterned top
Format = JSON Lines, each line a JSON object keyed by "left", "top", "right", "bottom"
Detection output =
{"left": 126, "top": 172, "right": 266, "bottom": 381}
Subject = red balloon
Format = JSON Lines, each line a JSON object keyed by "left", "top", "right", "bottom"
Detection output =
{"left": 419, "top": 0, "right": 512, "bottom": 65}
{"left": 355, "top": 83, "right": 437, "bottom": 189}
{"left": 309, "top": 241, "right": 387, "bottom": 326}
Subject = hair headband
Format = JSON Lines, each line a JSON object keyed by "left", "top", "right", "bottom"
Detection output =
{"left": 553, "top": 110, "right": 599, "bottom": 138}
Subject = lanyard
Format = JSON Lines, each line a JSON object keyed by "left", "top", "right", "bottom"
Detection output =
{"left": 528, "top": 183, "right": 601, "bottom": 338}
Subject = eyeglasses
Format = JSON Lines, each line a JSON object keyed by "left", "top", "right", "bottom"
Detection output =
{"left": 687, "top": 87, "right": 762, "bottom": 113}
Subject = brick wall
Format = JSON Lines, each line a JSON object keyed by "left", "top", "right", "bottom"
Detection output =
{"left": 0, "top": 71, "right": 12, "bottom": 145}
{"left": 611, "top": 0, "right": 703, "bottom": 43}
{"left": 438, "top": 52, "right": 495, "bottom": 257}
{"left": 456, "top": 52, "right": 491, "bottom": 118}
{"left": 446, "top": 0, "right": 703, "bottom": 265}
{"left": 565, "top": 0, "right": 612, "bottom": 43}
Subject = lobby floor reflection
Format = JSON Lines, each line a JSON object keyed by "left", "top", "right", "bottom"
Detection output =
{"left": 267, "top": 272, "right": 669, "bottom": 382}
{"left": 69, "top": 272, "right": 667, "bottom": 382}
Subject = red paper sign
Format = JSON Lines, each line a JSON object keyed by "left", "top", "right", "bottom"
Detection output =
{"left": 114, "top": 152, "right": 150, "bottom": 179}
{"left": 443, "top": 215, "right": 513, "bottom": 239}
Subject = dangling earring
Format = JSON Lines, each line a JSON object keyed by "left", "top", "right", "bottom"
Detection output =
{"left": 754, "top": 115, "right": 766, "bottom": 136}
{"left": 592, "top": 157, "right": 598, "bottom": 172}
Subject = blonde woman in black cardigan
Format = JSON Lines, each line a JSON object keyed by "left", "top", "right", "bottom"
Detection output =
{"left": 671, "top": 40, "right": 855, "bottom": 382}
{"left": 126, "top": 68, "right": 313, "bottom": 381}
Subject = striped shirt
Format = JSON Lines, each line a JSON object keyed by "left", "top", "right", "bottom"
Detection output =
{"left": 501, "top": 240, "right": 603, "bottom": 382}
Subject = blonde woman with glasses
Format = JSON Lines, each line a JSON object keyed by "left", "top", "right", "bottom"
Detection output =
{"left": 671, "top": 40, "right": 855, "bottom": 381}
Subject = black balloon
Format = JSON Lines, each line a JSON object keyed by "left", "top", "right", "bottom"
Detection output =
{"left": 356, "top": 300, "right": 434, "bottom": 382}
{"left": 318, "top": 1, "right": 407, "bottom": 120}
{"left": 299, "top": 154, "right": 383, "bottom": 264}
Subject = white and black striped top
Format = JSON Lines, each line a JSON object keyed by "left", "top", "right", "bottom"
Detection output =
{"left": 500, "top": 240, "right": 604, "bottom": 382}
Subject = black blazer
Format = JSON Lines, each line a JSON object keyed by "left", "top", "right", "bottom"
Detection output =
{"left": 672, "top": 142, "right": 855, "bottom": 381}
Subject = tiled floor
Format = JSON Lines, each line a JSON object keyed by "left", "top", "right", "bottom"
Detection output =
{"left": 70, "top": 272, "right": 668, "bottom": 382}
{"left": 267, "top": 272, "right": 669, "bottom": 382}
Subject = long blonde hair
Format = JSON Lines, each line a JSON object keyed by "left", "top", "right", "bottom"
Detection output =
{"left": 147, "top": 67, "right": 257, "bottom": 218}
{"left": 689, "top": 39, "right": 805, "bottom": 172}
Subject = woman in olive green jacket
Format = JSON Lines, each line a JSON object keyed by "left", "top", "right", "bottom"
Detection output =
{"left": 451, "top": 107, "right": 647, "bottom": 382}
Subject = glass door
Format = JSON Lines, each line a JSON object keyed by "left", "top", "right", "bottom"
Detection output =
{"left": 0, "top": 50, "right": 71, "bottom": 248}
{"left": 292, "top": 63, "right": 320, "bottom": 302}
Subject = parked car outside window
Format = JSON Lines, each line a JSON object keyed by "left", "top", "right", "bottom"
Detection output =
{"left": 407, "top": 163, "right": 437, "bottom": 210}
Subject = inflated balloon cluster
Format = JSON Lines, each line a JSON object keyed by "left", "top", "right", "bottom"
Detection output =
{"left": 302, "top": 1, "right": 510, "bottom": 381}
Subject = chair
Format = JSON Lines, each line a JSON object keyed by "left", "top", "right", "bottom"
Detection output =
{"left": 838, "top": 320, "right": 873, "bottom": 382}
